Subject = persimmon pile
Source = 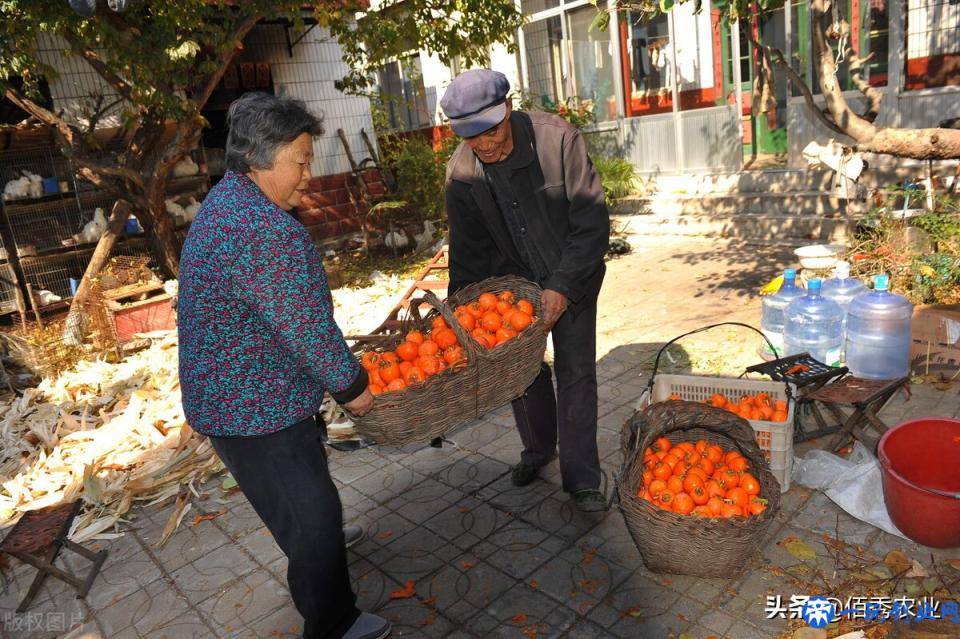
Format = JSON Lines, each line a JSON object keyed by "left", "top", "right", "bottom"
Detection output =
{"left": 635, "top": 438, "right": 768, "bottom": 518}
{"left": 453, "top": 291, "right": 536, "bottom": 350}
{"left": 666, "top": 392, "right": 789, "bottom": 423}
{"left": 361, "top": 316, "right": 466, "bottom": 395}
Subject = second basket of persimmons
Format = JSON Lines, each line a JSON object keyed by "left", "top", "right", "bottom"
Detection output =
{"left": 635, "top": 437, "right": 768, "bottom": 518}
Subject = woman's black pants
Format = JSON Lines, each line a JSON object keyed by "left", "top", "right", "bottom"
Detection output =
{"left": 209, "top": 416, "right": 360, "bottom": 638}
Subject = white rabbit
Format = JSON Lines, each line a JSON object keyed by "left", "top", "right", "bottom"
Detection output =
{"left": 172, "top": 156, "right": 200, "bottom": 177}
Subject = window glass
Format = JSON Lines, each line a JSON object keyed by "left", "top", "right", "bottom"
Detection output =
{"left": 628, "top": 12, "right": 672, "bottom": 95}
{"left": 567, "top": 5, "right": 617, "bottom": 121}
{"left": 523, "top": 16, "right": 564, "bottom": 107}
{"left": 522, "top": 0, "right": 560, "bottom": 16}
{"left": 377, "top": 57, "right": 431, "bottom": 130}
{"left": 905, "top": 0, "right": 958, "bottom": 89}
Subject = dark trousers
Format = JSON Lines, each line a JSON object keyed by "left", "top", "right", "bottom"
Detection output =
{"left": 511, "top": 294, "right": 601, "bottom": 493}
{"left": 209, "top": 416, "right": 360, "bottom": 639}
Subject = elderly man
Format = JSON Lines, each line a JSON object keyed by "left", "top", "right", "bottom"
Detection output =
{"left": 440, "top": 70, "right": 610, "bottom": 512}
{"left": 178, "top": 93, "right": 390, "bottom": 639}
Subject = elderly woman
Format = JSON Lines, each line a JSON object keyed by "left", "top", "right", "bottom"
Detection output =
{"left": 178, "top": 93, "right": 390, "bottom": 639}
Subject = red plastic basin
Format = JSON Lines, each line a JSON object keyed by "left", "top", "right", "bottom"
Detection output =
{"left": 877, "top": 417, "right": 960, "bottom": 548}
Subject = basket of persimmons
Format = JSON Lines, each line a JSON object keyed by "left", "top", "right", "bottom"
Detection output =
{"left": 352, "top": 275, "right": 547, "bottom": 446}
{"left": 617, "top": 400, "right": 781, "bottom": 577}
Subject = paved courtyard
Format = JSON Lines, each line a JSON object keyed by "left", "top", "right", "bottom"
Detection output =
{"left": 2, "top": 237, "right": 958, "bottom": 639}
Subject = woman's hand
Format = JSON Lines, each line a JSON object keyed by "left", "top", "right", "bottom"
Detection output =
{"left": 541, "top": 289, "right": 568, "bottom": 330}
{"left": 343, "top": 388, "right": 374, "bottom": 417}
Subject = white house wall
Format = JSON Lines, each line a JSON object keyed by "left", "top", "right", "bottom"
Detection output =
{"left": 243, "top": 24, "right": 376, "bottom": 177}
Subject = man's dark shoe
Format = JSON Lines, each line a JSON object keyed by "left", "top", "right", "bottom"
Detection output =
{"left": 343, "top": 525, "right": 364, "bottom": 549}
{"left": 342, "top": 612, "right": 391, "bottom": 639}
{"left": 573, "top": 489, "right": 607, "bottom": 512}
{"left": 511, "top": 462, "right": 541, "bottom": 487}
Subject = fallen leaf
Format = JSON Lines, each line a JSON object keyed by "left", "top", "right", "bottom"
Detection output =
{"left": 905, "top": 559, "right": 928, "bottom": 578}
{"left": 221, "top": 475, "right": 238, "bottom": 490}
{"left": 458, "top": 506, "right": 470, "bottom": 513}
{"left": 522, "top": 627, "right": 538, "bottom": 639}
{"left": 459, "top": 560, "right": 476, "bottom": 570}
{"left": 511, "top": 613, "right": 528, "bottom": 625}
{"left": 418, "top": 596, "right": 436, "bottom": 606}
{"left": 191, "top": 509, "right": 226, "bottom": 526}
{"left": 418, "top": 612, "right": 436, "bottom": 627}
{"left": 578, "top": 579, "right": 599, "bottom": 594}
{"left": 884, "top": 550, "right": 911, "bottom": 575}
{"left": 389, "top": 580, "right": 417, "bottom": 600}
{"left": 529, "top": 579, "right": 539, "bottom": 589}
{"left": 378, "top": 530, "right": 393, "bottom": 541}
{"left": 782, "top": 537, "right": 816, "bottom": 562}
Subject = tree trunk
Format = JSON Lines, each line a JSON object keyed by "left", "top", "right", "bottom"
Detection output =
{"left": 143, "top": 173, "right": 182, "bottom": 278}
{"left": 62, "top": 200, "right": 132, "bottom": 344}
{"left": 857, "top": 127, "right": 960, "bottom": 160}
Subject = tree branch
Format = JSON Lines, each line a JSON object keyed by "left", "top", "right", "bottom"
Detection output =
{"left": 192, "top": 14, "right": 261, "bottom": 109}
{"left": 2, "top": 84, "right": 79, "bottom": 144}
{"left": 62, "top": 36, "right": 136, "bottom": 104}
{"left": 750, "top": 37, "right": 849, "bottom": 138}
{"left": 845, "top": 49, "right": 883, "bottom": 122}
{"left": 810, "top": 0, "right": 877, "bottom": 143}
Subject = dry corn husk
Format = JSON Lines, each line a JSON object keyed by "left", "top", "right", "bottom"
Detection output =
{"left": 0, "top": 332, "right": 222, "bottom": 543}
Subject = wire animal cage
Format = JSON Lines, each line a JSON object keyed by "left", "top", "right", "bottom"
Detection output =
{"left": 18, "top": 250, "right": 94, "bottom": 300}
{"left": 0, "top": 262, "right": 20, "bottom": 315}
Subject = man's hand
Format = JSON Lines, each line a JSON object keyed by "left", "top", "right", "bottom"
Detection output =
{"left": 343, "top": 388, "right": 374, "bottom": 417}
{"left": 540, "top": 289, "right": 568, "bottom": 330}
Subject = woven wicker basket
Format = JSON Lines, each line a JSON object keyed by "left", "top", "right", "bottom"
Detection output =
{"left": 445, "top": 275, "right": 548, "bottom": 411}
{"left": 352, "top": 291, "right": 478, "bottom": 446}
{"left": 617, "top": 401, "right": 781, "bottom": 578}
{"left": 353, "top": 276, "right": 548, "bottom": 446}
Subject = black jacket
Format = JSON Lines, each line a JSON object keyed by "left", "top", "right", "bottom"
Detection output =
{"left": 444, "top": 111, "right": 610, "bottom": 314}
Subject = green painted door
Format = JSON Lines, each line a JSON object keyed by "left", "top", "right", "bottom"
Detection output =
{"left": 720, "top": 17, "right": 787, "bottom": 157}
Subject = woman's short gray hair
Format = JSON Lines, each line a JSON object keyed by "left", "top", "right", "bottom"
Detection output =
{"left": 225, "top": 92, "right": 324, "bottom": 173}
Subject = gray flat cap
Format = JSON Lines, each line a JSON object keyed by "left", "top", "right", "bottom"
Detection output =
{"left": 440, "top": 69, "right": 510, "bottom": 137}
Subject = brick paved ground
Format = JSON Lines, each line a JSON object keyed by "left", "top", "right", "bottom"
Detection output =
{"left": 2, "top": 237, "right": 958, "bottom": 639}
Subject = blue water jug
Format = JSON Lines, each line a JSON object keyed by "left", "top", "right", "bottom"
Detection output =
{"left": 761, "top": 268, "right": 805, "bottom": 358}
{"left": 845, "top": 274, "right": 914, "bottom": 379}
{"left": 783, "top": 279, "right": 845, "bottom": 366}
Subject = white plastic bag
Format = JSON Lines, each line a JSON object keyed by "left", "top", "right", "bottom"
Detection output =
{"left": 792, "top": 442, "right": 907, "bottom": 539}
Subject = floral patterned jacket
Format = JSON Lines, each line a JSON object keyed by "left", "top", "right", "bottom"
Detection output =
{"left": 178, "top": 171, "right": 365, "bottom": 437}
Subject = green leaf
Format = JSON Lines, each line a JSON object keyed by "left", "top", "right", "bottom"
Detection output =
{"left": 589, "top": 9, "right": 610, "bottom": 33}
{"left": 784, "top": 538, "right": 816, "bottom": 562}
{"left": 659, "top": 0, "right": 675, "bottom": 11}
{"left": 221, "top": 474, "right": 238, "bottom": 490}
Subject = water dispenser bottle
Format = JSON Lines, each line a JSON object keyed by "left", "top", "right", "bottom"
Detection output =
{"left": 783, "top": 278, "right": 845, "bottom": 366}
{"left": 761, "top": 268, "right": 805, "bottom": 358}
{"left": 845, "top": 274, "right": 914, "bottom": 379}
{"left": 822, "top": 261, "right": 867, "bottom": 315}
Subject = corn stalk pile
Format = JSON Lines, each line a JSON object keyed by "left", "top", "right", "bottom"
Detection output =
{"left": 0, "top": 332, "right": 222, "bottom": 543}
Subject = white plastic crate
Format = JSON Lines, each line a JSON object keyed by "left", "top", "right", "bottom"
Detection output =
{"left": 637, "top": 374, "right": 795, "bottom": 490}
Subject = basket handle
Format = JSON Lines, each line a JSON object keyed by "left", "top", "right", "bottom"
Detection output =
{"left": 633, "top": 403, "right": 769, "bottom": 470}
{"left": 644, "top": 322, "right": 780, "bottom": 396}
